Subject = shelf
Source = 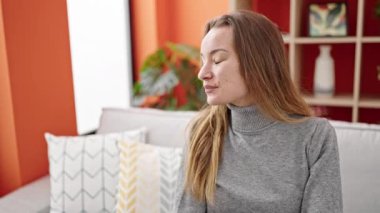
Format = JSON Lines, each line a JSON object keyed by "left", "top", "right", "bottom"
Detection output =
{"left": 303, "top": 94, "right": 354, "bottom": 107}
{"left": 253, "top": 0, "right": 380, "bottom": 124}
{"left": 359, "top": 97, "right": 380, "bottom": 108}
{"left": 294, "top": 36, "right": 380, "bottom": 44}
{"left": 361, "top": 37, "right": 380, "bottom": 43}
{"left": 294, "top": 37, "right": 357, "bottom": 44}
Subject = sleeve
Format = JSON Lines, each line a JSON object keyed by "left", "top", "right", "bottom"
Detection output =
{"left": 301, "top": 119, "right": 343, "bottom": 213}
{"left": 173, "top": 143, "right": 206, "bottom": 213}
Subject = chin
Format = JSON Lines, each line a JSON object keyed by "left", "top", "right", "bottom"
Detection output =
{"left": 206, "top": 97, "right": 227, "bottom": 106}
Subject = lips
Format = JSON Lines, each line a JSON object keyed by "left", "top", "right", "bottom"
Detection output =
{"left": 204, "top": 85, "right": 218, "bottom": 93}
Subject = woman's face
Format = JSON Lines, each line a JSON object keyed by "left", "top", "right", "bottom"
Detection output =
{"left": 199, "top": 26, "right": 254, "bottom": 107}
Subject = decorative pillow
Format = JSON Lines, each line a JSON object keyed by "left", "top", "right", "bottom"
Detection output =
{"left": 45, "top": 128, "right": 146, "bottom": 213}
{"left": 116, "top": 140, "right": 182, "bottom": 213}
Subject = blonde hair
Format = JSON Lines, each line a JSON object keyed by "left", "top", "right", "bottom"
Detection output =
{"left": 185, "top": 10, "right": 312, "bottom": 204}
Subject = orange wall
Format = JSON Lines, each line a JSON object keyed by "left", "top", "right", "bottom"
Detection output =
{"left": 169, "top": 0, "right": 228, "bottom": 46}
{"left": 0, "top": 0, "right": 21, "bottom": 195}
{"left": 131, "top": 0, "right": 229, "bottom": 77}
{"left": 130, "top": 0, "right": 159, "bottom": 80}
{"left": 0, "top": 0, "right": 77, "bottom": 196}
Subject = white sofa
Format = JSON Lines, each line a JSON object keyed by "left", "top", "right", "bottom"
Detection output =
{"left": 0, "top": 107, "right": 379, "bottom": 212}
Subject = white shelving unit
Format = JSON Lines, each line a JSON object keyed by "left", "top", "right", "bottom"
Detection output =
{"left": 231, "top": 0, "right": 380, "bottom": 123}
{"left": 289, "top": 0, "right": 380, "bottom": 122}
{"left": 294, "top": 37, "right": 357, "bottom": 44}
{"left": 303, "top": 94, "right": 354, "bottom": 107}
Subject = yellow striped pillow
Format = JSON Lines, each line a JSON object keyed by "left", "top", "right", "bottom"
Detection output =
{"left": 116, "top": 140, "right": 182, "bottom": 213}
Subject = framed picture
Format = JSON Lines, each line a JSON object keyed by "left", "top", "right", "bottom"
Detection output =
{"left": 309, "top": 2, "right": 348, "bottom": 37}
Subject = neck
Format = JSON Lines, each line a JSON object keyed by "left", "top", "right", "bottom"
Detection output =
{"left": 227, "top": 104, "right": 276, "bottom": 133}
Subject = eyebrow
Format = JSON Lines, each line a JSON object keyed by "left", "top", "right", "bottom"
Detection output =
{"left": 200, "top": 48, "right": 228, "bottom": 57}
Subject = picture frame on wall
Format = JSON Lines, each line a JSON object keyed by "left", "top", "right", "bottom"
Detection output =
{"left": 308, "top": 2, "right": 348, "bottom": 37}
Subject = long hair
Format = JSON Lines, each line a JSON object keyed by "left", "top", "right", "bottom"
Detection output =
{"left": 185, "top": 10, "right": 312, "bottom": 204}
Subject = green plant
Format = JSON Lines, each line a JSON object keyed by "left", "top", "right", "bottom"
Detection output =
{"left": 133, "top": 42, "right": 205, "bottom": 110}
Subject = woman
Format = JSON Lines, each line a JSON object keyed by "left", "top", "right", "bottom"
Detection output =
{"left": 174, "top": 10, "right": 342, "bottom": 213}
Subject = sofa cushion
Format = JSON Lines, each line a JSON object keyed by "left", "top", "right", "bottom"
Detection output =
{"left": 0, "top": 176, "right": 50, "bottom": 213}
{"left": 45, "top": 128, "right": 146, "bottom": 213}
{"left": 330, "top": 120, "right": 380, "bottom": 213}
{"left": 115, "top": 140, "right": 182, "bottom": 213}
{"left": 97, "top": 107, "right": 196, "bottom": 147}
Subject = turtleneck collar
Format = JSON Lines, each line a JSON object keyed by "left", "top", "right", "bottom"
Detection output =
{"left": 227, "top": 104, "right": 276, "bottom": 133}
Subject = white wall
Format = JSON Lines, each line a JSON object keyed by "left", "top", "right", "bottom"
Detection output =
{"left": 66, "top": 0, "right": 133, "bottom": 134}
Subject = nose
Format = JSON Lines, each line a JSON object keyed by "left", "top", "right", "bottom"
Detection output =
{"left": 198, "top": 64, "right": 213, "bottom": 81}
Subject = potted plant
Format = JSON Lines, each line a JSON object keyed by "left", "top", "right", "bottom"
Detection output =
{"left": 133, "top": 42, "right": 205, "bottom": 111}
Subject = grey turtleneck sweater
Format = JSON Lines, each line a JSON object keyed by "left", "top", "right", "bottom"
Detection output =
{"left": 174, "top": 104, "right": 343, "bottom": 213}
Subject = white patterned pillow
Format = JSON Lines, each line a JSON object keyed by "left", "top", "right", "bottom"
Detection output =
{"left": 45, "top": 128, "right": 146, "bottom": 213}
{"left": 116, "top": 140, "right": 182, "bottom": 213}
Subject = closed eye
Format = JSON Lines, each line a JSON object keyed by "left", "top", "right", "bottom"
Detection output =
{"left": 214, "top": 60, "right": 222, "bottom": 64}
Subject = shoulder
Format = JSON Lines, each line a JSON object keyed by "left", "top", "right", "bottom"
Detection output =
{"left": 300, "top": 117, "right": 338, "bottom": 163}
{"left": 286, "top": 116, "right": 335, "bottom": 134}
{"left": 273, "top": 116, "right": 335, "bottom": 137}
{"left": 305, "top": 117, "right": 336, "bottom": 141}
{"left": 290, "top": 116, "right": 337, "bottom": 145}
{"left": 275, "top": 116, "right": 337, "bottom": 150}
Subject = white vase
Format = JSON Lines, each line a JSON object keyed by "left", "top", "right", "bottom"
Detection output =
{"left": 314, "top": 45, "right": 335, "bottom": 97}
